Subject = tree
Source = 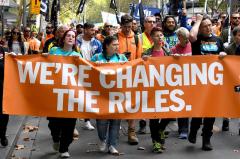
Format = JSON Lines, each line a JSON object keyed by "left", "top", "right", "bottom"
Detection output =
{"left": 58, "top": 0, "right": 155, "bottom": 24}
{"left": 199, "top": 0, "right": 227, "bottom": 14}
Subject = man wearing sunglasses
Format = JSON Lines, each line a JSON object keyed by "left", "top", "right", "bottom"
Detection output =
{"left": 40, "top": 23, "right": 54, "bottom": 52}
{"left": 141, "top": 16, "right": 156, "bottom": 52}
{"left": 96, "top": 22, "right": 114, "bottom": 43}
{"left": 221, "top": 12, "right": 240, "bottom": 44}
{"left": 23, "top": 27, "right": 40, "bottom": 54}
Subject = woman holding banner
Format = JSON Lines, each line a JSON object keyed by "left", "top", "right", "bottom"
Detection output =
{"left": 142, "top": 27, "right": 171, "bottom": 153}
{"left": 91, "top": 35, "right": 128, "bottom": 155}
{"left": 47, "top": 29, "right": 82, "bottom": 158}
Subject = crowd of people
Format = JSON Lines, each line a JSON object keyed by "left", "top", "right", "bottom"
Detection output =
{"left": 1, "top": 7, "right": 240, "bottom": 158}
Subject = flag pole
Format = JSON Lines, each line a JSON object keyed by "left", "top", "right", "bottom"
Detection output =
{"left": 227, "top": 0, "right": 232, "bottom": 45}
{"left": 1, "top": 6, "right": 4, "bottom": 36}
{"left": 138, "top": 0, "right": 145, "bottom": 31}
{"left": 204, "top": 0, "right": 208, "bottom": 13}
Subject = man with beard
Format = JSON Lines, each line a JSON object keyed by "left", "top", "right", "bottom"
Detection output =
{"left": 77, "top": 23, "right": 102, "bottom": 60}
{"left": 40, "top": 23, "right": 54, "bottom": 52}
{"left": 76, "top": 23, "right": 102, "bottom": 130}
{"left": 220, "top": 12, "right": 240, "bottom": 131}
{"left": 222, "top": 26, "right": 240, "bottom": 134}
{"left": 43, "top": 25, "right": 69, "bottom": 53}
{"left": 76, "top": 24, "right": 83, "bottom": 38}
{"left": 161, "top": 15, "right": 190, "bottom": 139}
{"left": 162, "top": 15, "right": 178, "bottom": 49}
{"left": 221, "top": 12, "right": 240, "bottom": 44}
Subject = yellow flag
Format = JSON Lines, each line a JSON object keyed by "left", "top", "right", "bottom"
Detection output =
{"left": 30, "top": 0, "right": 41, "bottom": 15}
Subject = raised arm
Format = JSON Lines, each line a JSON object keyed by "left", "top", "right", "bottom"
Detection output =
{"left": 189, "top": 14, "right": 203, "bottom": 43}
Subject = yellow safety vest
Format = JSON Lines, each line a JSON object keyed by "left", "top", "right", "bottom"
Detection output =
{"left": 142, "top": 32, "right": 153, "bottom": 52}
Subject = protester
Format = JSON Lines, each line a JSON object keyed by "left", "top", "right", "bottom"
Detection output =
{"left": 7, "top": 27, "right": 26, "bottom": 55}
{"left": 154, "top": 12, "right": 162, "bottom": 28}
{"left": 221, "top": 12, "right": 240, "bottom": 44}
{"left": 159, "top": 15, "right": 190, "bottom": 138}
{"left": 96, "top": 22, "right": 114, "bottom": 43}
{"left": 162, "top": 15, "right": 178, "bottom": 49}
{"left": 23, "top": 27, "right": 40, "bottom": 54}
{"left": 223, "top": 26, "right": 240, "bottom": 135}
{"left": 4, "top": 29, "right": 11, "bottom": 42}
{"left": 77, "top": 22, "right": 102, "bottom": 60}
{"left": 117, "top": 14, "right": 142, "bottom": 61}
{"left": 224, "top": 26, "right": 240, "bottom": 55}
{"left": 132, "top": 19, "right": 140, "bottom": 35}
{"left": 116, "top": 14, "right": 142, "bottom": 145}
{"left": 142, "top": 27, "right": 170, "bottom": 153}
{"left": 40, "top": 23, "right": 54, "bottom": 51}
{"left": 0, "top": 45, "right": 9, "bottom": 147}
{"left": 37, "top": 32, "right": 44, "bottom": 42}
{"left": 170, "top": 27, "right": 192, "bottom": 139}
{"left": 138, "top": 16, "right": 157, "bottom": 134}
{"left": 141, "top": 16, "right": 156, "bottom": 52}
{"left": 189, "top": 14, "right": 226, "bottom": 151}
{"left": 219, "top": 12, "right": 227, "bottom": 30}
{"left": 46, "top": 29, "right": 82, "bottom": 158}
{"left": 91, "top": 36, "right": 127, "bottom": 155}
{"left": 212, "top": 18, "right": 222, "bottom": 36}
{"left": 77, "top": 22, "right": 102, "bottom": 130}
{"left": 76, "top": 24, "right": 83, "bottom": 38}
{"left": 171, "top": 27, "right": 192, "bottom": 56}
{"left": 43, "top": 25, "right": 69, "bottom": 53}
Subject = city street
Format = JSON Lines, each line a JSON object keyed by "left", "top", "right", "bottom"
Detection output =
{"left": 1, "top": 116, "right": 240, "bottom": 159}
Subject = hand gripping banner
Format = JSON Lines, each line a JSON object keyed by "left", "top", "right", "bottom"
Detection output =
{"left": 3, "top": 55, "right": 240, "bottom": 119}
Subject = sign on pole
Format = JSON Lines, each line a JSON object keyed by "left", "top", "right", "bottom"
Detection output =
{"left": 30, "top": 0, "right": 41, "bottom": 15}
{"left": 133, "top": 4, "right": 160, "bottom": 21}
{"left": 0, "top": 0, "right": 9, "bottom": 6}
{"left": 101, "top": 11, "right": 125, "bottom": 26}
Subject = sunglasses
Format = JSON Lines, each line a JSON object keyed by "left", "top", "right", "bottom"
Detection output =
{"left": 232, "top": 17, "right": 240, "bottom": 20}
{"left": 146, "top": 20, "right": 156, "bottom": 24}
{"left": 24, "top": 30, "right": 30, "bottom": 32}
{"left": 105, "top": 25, "right": 113, "bottom": 28}
{"left": 46, "top": 26, "right": 52, "bottom": 29}
{"left": 12, "top": 32, "right": 20, "bottom": 35}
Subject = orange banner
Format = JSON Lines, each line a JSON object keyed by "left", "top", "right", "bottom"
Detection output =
{"left": 3, "top": 55, "right": 240, "bottom": 119}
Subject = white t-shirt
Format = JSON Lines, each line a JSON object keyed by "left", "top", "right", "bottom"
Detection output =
{"left": 10, "top": 41, "right": 27, "bottom": 55}
{"left": 80, "top": 39, "right": 92, "bottom": 60}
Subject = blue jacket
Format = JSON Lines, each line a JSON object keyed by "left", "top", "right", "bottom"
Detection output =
{"left": 76, "top": 36, "right": 102, "bottom": 55}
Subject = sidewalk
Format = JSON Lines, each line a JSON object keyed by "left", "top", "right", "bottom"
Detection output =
{"left": 3, "top": 117, "right": 240, "bottom": 159}
{"left": 0, "top": 115, "right": 26, "bottom": 159}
